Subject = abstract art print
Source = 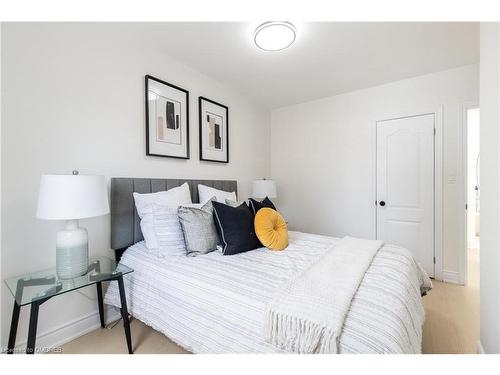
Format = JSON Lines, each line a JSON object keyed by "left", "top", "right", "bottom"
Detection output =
{"left": 145, "top": 75, "right": 189, "bottom": 159}
{"left": 199, "top": 97, "right": 229, "bottom": 163}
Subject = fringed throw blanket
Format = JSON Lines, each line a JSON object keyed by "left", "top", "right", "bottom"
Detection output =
{"left": 264, "top": 236, "right": 383, "bottom": 353}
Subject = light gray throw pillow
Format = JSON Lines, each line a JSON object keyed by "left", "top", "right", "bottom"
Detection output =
{"left": 178, "top": 197, "right": 219, "bottom": 257}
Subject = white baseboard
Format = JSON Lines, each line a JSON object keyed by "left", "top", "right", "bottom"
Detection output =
{"left": 476, "top": 340, "right": 485, "bottom": 354}
{"left": 442, "top": 270, "right": 461, "bottom": 284}
{"left": 5, "top": 306, "right": 120, "bottom": 353}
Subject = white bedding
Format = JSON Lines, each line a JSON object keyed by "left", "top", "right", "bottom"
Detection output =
{"left": 266, "top": 237, "right": 383, "bottom": 353}
{"left": 104, "top": 231, "right": 431, "bottom": 354}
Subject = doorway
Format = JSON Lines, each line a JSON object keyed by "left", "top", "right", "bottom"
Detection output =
{"left": 376, "top": 113, "right": 436, "bottom": 277}
{"left": 462, "top": 106, "right": 480, "bottom": 286}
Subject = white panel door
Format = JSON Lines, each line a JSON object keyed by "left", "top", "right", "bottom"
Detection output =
{"left": 376, "top": 114, "right": 435, "bottom": 277}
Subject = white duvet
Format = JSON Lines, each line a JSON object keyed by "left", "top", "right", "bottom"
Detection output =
{"left": 104, "top": 231, "right": 431, "bottom": 354}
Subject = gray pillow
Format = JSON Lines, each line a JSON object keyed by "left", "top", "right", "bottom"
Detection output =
{"left": 178, "top": 197, "right": 219, "bottom": 257}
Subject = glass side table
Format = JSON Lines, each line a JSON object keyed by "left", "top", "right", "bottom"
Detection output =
{"left": 4, "top": 257, "right": 134, "bottom": 354}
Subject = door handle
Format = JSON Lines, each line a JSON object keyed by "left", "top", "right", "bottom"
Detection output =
{"left": 379, "top": 201, "right": 386, "bottom": 206}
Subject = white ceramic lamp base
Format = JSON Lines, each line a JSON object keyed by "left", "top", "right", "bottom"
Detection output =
{"left": 56, "top": 220, "right": 89, "bottom": 279}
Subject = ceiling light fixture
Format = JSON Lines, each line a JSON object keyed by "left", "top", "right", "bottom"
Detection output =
{"left": 254, "top": 21, "right": 296, "bottom": 51}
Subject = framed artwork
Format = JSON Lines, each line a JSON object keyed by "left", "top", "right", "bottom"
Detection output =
{"left": 145, "top": 75, "right": 189, "bottom": 159}
{"left": 199, "top": 96, "right": 229, "bottom": 163}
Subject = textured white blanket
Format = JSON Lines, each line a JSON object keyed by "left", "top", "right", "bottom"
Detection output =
{"left": 265, "top": 236, "right": 383, "bottom": 353}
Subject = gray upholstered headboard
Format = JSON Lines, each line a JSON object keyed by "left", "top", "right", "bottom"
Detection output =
{"left": 110, "top": 178, "right": 237, "bottom": 257}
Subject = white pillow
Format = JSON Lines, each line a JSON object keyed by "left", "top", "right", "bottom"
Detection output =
{"left": 133, "top": 182, "right": 192, "bottom": 218}
{"left": 225, "top": 199, "right": 246, "bottom": 207}
{"left": 140, "top": 204, "right": 186, "bottom": 258}
{"left": 198, "top": 184, "right": 236, "bottom": 204}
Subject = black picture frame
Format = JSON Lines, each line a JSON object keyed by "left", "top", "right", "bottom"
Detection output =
{"left": 145, "top": 75, "right": 190, "bottom": 159}
{"left": 199, "top": 96, "right": 229, "bottom": 163}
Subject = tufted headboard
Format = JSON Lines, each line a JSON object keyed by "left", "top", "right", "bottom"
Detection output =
{"left": 110, "top": 177, "right": 237, "bottom": 260}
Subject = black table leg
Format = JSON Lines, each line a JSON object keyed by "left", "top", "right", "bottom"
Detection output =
{"left": 117, "top": 276, "right": 133, "bottom": 354}
{"left": 96, "top": 282, "right": 105, "bottom": 328}
{"left": 26, "top": 301, "right": 41, "bottom": 354}
{"left": 7, "top": 301, "right": 21, "bottom": 354}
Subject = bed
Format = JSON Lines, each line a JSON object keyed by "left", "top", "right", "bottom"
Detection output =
{"left": 104, "top": 177, "right": 431, "bottom": 354}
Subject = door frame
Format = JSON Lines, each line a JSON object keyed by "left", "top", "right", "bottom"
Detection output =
{"left": 459, "top": 101, "right": 480, "bottom": 286}
{"left": 374, "top": 107, "right": 443, "bottom": 280}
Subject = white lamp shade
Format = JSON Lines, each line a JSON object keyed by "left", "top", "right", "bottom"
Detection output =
{"left": 37, "top": 174, "right": 109, "bottom": 220}
{"left": 252, "top": 179, "right": 277, "bottom": 199}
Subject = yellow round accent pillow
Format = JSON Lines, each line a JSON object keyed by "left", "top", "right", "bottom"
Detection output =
{"left": 254, "top": 207, "right": 288, "bottom": 251}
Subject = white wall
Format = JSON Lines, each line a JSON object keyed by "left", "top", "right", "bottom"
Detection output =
{"left": 466, "top": 108, "right": 480, "bottom": 249}
{"left": 0, "top": 22, "right": 3, "bottom": 347}
{"left": 271, "top": 64, "right": 479, "bottom": 279}
{"left": 479, "top": 22, "right": 500, "bottom": 354}
{"left": 0, "top": 23, "right": 270, "bottom": 348}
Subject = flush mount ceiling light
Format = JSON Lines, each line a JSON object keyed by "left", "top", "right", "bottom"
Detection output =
{"left": 254, "top": 21, "right": 296, "bottom": 51}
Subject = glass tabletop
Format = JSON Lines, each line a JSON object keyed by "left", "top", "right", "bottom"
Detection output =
{"left": 4, "top": 257, "right": 133, "bottom": 306}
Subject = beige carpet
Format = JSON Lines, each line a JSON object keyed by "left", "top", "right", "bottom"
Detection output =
{"left": 421, "top": 248, "right": 480, "bottom": 354}
{"left": 60, "top": 318, "right": 189, "bottom": 354}
{"left": 60, "top": 249, "right": 480, "bottom": 354}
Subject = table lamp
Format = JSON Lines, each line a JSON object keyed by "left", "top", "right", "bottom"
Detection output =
{"left": 252, "top": 178, "right": 277, "bottom": 199}
{"left": 36, "top": 171, "right": 109, "bottom": 279}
